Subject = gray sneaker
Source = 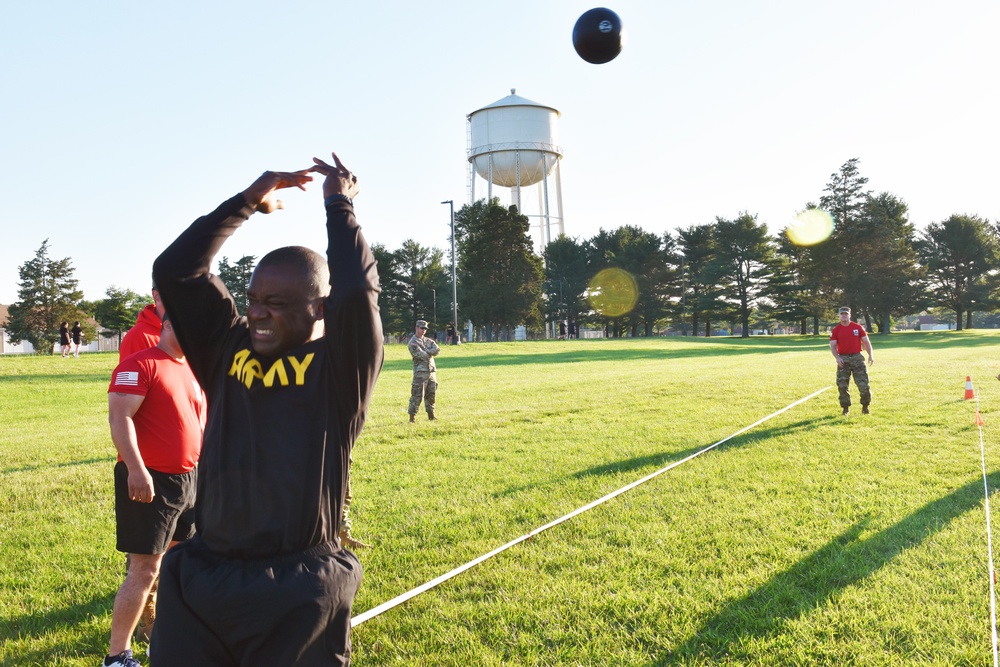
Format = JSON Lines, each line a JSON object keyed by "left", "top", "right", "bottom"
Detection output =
{"left": 103, "top": 650, "right": 140, "bottom": 667}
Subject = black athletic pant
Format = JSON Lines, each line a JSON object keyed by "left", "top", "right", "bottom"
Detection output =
{"left": 151, "top": 537, "right": 361, "bottom": 666}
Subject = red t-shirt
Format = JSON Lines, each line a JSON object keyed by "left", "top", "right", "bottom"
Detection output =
{"left": 829, "top": 322, "right": 867, "bottom": 355}
{"left": 109, "top": 347, "right": 205, "bottom": 474}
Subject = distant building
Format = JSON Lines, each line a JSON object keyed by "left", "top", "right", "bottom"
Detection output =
{"left": 0, "top": 304, "right": 34, "bottom": 354}
{"left": 917, "top": 314, "right": 953, "bottom": 331}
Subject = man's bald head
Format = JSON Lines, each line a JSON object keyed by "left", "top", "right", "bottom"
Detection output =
{"left": 255, "top": 246, "right": 330, "bottom": 301}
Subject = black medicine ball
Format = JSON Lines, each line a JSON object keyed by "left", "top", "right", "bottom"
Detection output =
{"left": 572, "top": 8, "right": 624, "bottom": 64}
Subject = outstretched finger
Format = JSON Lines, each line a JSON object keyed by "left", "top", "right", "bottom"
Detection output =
{"left": 282, "top": 170, "right": 313, "bottom": 190}
{"left": 311, "top": 157, "right": 333, "bottom": 174}
{"left": 329, "top": 151, "right": 347, "bottom": 172}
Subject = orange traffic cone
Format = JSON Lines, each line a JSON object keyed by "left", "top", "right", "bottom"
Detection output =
{"left": 964, "top": 376, "right": 975, "bottom": 400}
{"left": 975, "top": 410, "right": 985, "bottom": 427}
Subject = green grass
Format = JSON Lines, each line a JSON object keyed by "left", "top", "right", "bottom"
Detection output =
{"left": 2, "top": 331, "right": 999, "bottom": 665}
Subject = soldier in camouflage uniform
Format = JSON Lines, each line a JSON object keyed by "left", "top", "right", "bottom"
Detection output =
{"left": 829, "top": 306, "right": 875, "bottom": 415}
{"left": 408, "top": 319, "right": 440, "bottom": 422}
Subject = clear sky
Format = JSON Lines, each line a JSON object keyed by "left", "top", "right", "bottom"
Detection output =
{"left": 1, "top": 1, "right": 997, "bottom": 305}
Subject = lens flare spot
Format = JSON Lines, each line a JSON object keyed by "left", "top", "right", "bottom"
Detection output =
{"left": 588, "top": 268, "right": 638, "bottom": 318}
{"left": 786, "top": 208, "right": 834, "bottom": 246}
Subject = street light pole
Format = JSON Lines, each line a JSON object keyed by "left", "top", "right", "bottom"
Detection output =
{"left": 544, "top": 278, "right": 565, "bottom": 339}
{"left": 558, "top": 278, "right": 564, "bottom": 318}
{"left": 441, "top": 199, "right": 459, "bottom": 343}
{"left": 681, "top": 256, "right": 687, "bottom": 336}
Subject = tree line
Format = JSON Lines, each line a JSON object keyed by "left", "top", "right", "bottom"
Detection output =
{"left": 375, "top": 157, "right": 1000, "bottom": 340}
{"left": 6, "top": 158, "right": 998, "bottom": 352}
{"left": 4, "top": 248, "right": 256, "bottom": 354}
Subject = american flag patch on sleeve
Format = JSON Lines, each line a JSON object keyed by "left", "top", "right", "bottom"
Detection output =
{"left": 114, "top": 371, "right": 140, "bottom": 387}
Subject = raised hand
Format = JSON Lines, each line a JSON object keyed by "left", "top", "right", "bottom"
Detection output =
{"left": 242, "top": 169, "right": 314, "bottom": 214}
{"left": 311, "top": 152, "right": 360, "bottom": 201}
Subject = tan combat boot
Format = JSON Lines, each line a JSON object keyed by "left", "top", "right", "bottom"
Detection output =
{"left": 135, "top": 576, "right": 157, "bottom": 643}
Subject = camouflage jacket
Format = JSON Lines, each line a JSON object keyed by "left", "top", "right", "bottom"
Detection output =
{"left": 408, "top": 334, "right": 440, "bottom": 374}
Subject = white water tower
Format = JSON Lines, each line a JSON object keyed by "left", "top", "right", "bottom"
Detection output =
{"left": 467, "top": 89, "right": 565, "bottom": 250}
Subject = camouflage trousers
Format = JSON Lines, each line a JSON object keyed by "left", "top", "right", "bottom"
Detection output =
{"left": 409, "top": 371, "right": 437, "bottom": 416}
{"left": 836, "top": 354, "right": 871, "bottom": 407}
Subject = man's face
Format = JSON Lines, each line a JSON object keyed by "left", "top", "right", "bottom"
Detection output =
{"left": 246, "top": 264, "right": 323, "bottom": 357}
{"left": 159, "top": 318, "right": 177, "bottom": 348}
{"left": 839, "top": 310, "right": 851, "bottom": 324}
{"left": 415, "top": 325, "right": 427, "bottom": 338}
{"left": 152, "top": 289, "right": 165, "bottom": 320}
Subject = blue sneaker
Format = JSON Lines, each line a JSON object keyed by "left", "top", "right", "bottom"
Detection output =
{"left": 103, "top": 649, "right": 140, "bottom": 667}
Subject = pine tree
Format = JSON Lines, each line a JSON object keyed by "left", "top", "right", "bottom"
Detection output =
{"left": 917, "top": 214, "right": 1000, "bottom": 330}
{"left": 816, "top": 158, "right": 873, "bottom": 315}
{"left": 217, "top": 255, "right": 257, "bottom": 315}
{"left": 676, "top": 224, "right": 718, "bottom": 336}
{"left": 707, "top": 213, "right": 778, "bottom": 338}
{"left": 93, "top": 286, "right": 150, "bottom": 347}
{"left": 454, "top": 199, "right": 543, "bottom": 341}
{"left": 7, "top": 240, "right": 85, "bottom": 354}
{"left": 542, "top": 235, "right": 590, "bottom": 328}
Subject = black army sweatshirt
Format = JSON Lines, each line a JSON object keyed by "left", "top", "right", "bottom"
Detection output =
{"left": 153, "top": 195, "right": 383, "bottom": 559}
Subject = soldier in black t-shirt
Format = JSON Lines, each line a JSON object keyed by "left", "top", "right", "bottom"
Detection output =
{"left": 151, "top": 152, "right": 383, "bottom": 666}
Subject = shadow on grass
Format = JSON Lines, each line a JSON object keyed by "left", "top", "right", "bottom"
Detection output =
{"left": 494, "top": 413, "right": 838, "bottom": 499}
{"left": 3, "top": 456, "right": 112, "bottom": 475}
{"left": 1, "top": 590, "right": 116, "bottom": 665}
{"left": 381, "top": 345, "right": 802, "bottom": 373}
{"left": 658, "top": 472, "right": 999, "bottom": 664}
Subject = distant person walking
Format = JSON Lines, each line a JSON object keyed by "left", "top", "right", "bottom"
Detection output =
{"left": 408, "top": 319, "right": 440, "bottom": 422}
{"left": 71, "top": 321, "right": 83, "bottom": 357}
{"left": 59, "top": 321, "right": 71, "bottom": 357}
{"left": 829, "top": 306, "right": 874, "bottom": 415}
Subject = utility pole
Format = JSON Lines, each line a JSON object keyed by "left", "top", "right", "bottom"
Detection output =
{"left": 681, "top": 256, "right": 687, "bottom": 335}
{"left": 441, "top": 200, "right": 460, "bottom": 343}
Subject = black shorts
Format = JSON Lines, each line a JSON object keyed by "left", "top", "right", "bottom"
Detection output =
{"left": 114, "top": 461, "right": 197, "bottom": 555}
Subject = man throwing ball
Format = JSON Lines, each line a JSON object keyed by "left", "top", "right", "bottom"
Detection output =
{"left": 829, "top": 306, "right": 874, "bottom": 415}
{"left": 151, "top": 152, "right": 383, "bottom": 666}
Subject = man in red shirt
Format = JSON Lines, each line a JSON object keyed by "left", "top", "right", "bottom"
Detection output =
{"left": 829, "top": 306, "right": 875, "bottom": 415}
{"left": 116, "top": 286, "right": 166, "bottom": 644}
{"left": 103, "top": 313, "right": 205, "bottom": 667}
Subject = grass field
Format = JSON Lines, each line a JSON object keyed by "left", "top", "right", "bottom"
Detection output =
{"left": 2, "top": 331, "right": 999, "bottom": 666}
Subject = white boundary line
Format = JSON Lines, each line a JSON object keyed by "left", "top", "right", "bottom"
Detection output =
{"left": 972, "top": 377, "right": 1000, "bottom": 667}
{"left": 352, "top": 386, "right": 832, "bottom": 627}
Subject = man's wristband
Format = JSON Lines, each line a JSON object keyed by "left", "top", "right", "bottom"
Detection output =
{"left": 324, "top": 194, "right": 353, "bottom": 207}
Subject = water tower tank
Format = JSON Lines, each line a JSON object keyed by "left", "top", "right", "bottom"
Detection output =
{"left": 467, "top": 89, "right": 565, "bottom": 249}
{"left": 468, "top": 90, "right": 561, "bottom": 187}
